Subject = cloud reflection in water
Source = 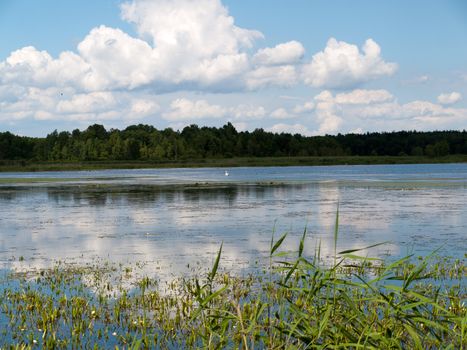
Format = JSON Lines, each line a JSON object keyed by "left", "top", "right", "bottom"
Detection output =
{"left": 0, "top": 176, "right": 465, "bottom": 279}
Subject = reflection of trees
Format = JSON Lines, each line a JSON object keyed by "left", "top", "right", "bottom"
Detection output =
{"left": 47, "top": 188, "right": 73, "bottom": 203}
{"left": 40, "top": 183, "right": 312, "bottom": 208}
{"left": 1, "top": 180, "right": 465, "bottom": 278}
{"left": 181, "top": 186, "right": 238, "bottom": 204}
{"left": 0, "top": 188, "right": 19, "bottom": 201}
{"left": 48, "top": 188, "right": 109, "bottom": 207}
{"left": 42, "top": 184, "right": 242, "bottom": 208}
{"left": 87, "top": 192, "right": 108, "bottom": 207}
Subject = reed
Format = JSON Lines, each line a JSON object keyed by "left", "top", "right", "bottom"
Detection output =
{"left": 0, "top": 221, "right": 465, "bottom": 349}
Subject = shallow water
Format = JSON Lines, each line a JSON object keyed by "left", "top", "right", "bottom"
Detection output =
{"left": 0, "top": 163, "right": 466, "bottom": 278}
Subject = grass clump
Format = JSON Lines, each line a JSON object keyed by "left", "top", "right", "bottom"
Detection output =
{"left": 0, "top": 233, "right": 465, "bottom": 349}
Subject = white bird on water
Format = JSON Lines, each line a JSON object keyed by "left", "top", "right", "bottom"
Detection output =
{"left": 225, "top": 170, "right": 229, "bottom": 176}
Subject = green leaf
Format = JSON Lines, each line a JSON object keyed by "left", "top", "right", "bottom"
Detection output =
{"left": 338, "top": 241, "right": 390, "bottom": 255}
{"left": 403, "top": 323, "right": 423, "bottom": 350}
{"left": 341, "top": 254, "right": 382, "bottom": 261}
{"left": 298, "top": 227, "right": 307, "bottom": 257}
{"left": 284, "top": 259, "right": 299, "bottom": 284}
{"left": 209, "top": 242, "right": 223, "bottom": 282}
{"left": 273, "top": 251, "right": 293, "bottom": 258}
{"left": 317, "top": 305, "right": 332, "bottom": 339}
{"left": 334, "top": 204, "right": 339, "bottom": 259}
{"left": 201, "top": 285, "right": 228, "bottom": 307}
{"left": 271, "top": 232, "right": 287, "bottom": 255}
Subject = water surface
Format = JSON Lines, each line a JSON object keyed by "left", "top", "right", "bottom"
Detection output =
{"left": 0, "top": 163, "right": 465, "bottom": 278}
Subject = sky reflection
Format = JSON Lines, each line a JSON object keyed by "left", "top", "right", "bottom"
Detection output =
{"left": 0, "top": 164, "right": 466, "bottom": 279}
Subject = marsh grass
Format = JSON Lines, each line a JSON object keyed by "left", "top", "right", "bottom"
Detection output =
{"left": 0, "top": 228, "right": 465, "bottom": 349}
{"left": 2, "top": 154, "right": 467, "bottom": 173}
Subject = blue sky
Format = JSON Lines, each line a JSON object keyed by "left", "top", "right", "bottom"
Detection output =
{"left": 0, "top": 0, "right": 466, "bottom": 136}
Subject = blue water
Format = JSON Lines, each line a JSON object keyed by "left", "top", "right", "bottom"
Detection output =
{"left": 1, "top": 163, "right": 466, "bottom": 184}
{"left": 0, "top": 163, "right": 465, "bottom": 278}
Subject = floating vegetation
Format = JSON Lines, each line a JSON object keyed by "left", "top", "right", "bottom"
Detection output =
{"left": 0, "top": 230, "right": 465, "bottom": 350}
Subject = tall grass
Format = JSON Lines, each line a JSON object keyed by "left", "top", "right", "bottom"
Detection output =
{"left": 0, "top": 219, "right": 465, "bottom": 349}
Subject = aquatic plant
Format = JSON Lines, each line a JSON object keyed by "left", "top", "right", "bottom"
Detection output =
{"left": 0, "top": 230, "right": 465, "bottom": 349}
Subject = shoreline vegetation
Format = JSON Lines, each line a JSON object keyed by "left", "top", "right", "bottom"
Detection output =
{"left": 0, "top": 231, "right": 465, "bottom": 349}
{"left": 1, "top": 154, "right": 467, "bottom": 173}
{"left": 1, "top": 124, "right": 466, "bottom": 173}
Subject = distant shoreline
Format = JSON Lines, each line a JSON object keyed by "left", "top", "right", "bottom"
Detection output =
{"left": 1, "top": 155, "right": 466, "bottom": 172}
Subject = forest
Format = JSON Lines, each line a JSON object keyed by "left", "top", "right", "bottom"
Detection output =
{"left": 0, "top": 123, "right": 466, "bottom": 161}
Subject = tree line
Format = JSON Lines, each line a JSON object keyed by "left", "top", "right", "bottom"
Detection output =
{"left": 0, "top": 123, "right": 466, "bottom": 161}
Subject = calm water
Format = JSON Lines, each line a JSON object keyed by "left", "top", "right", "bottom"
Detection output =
{"left": 0, "top": 163, "right": 466, "bottom": 277}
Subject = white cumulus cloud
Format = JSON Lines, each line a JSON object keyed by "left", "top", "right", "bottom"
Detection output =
{"left": 230, "top": 104, "right": 266, "bottom": 120}
{"left": 232, "top": 121, "right": 248, "bottom": 131}
{"left": 0, "top": 0, "right": 265, "bottom": 94}
{"left": 0, "top": 0, "right": 418, "bottom": 132}
{"left": 246, "top": 65, "right": 299, "bottom": 90}
{"left": 77, "top": 26, "right": 156, "bottom": 90}
{"left": 0, "top": 87, "right": 159, "bottom": 123}
{"left": 334, "top": 89, "right": 394, "bottom": 105}
{"left": 437, "top": 92, "right": 462, "bottom": 105}
{"left": 270, "top": 108, "right": 290, "bottom": 119}
{"left": 403, "top": 75, "right": 430, "bottom": 85}
{"left": 119, "top": 0, "right": 262, "bottom": 89}
{"left": 267, "top": 123, "right": 312, "bottom": 135}
{"left": 304, "top": 89, "right": 467, "bottom": 134}
{"left": 0, "top": 46, "right": 90, "bottom": 89}
{"left": 0, "top": 0, "right": 399, "bottom": 97}
{"left": 121, "top": 0, "right": 262, "bottom": 57}
{"left": 293, "top": 101, "right": 315, "bottom": 114}
{"left": 312, "top": 90, "right": 343, "bottom": 134}
{"left": 56, "top": 92, "right": 117, "bottom": 114}
{"left": 302, "top": 38, "right": 397, "bottom": 89}
{"left": 252, "top": 41, "right": 305, "bottom": 66}
{"left": 162, "top": 98, "right": 267, "bottom": 122}
{"left": 163, "top": 98, "right": 226, "bottom": 121}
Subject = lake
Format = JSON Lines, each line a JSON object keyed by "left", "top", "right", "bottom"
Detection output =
{"left": 0, "top": 163, "right": 466, "bottom": 278}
